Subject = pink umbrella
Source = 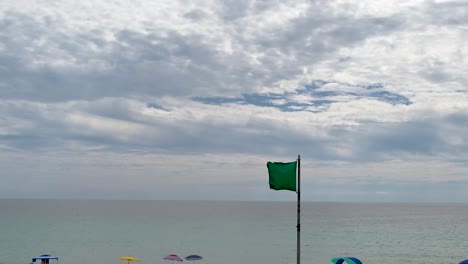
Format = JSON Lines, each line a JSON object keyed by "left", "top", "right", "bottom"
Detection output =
{"left": 164, "top": 255, "right": 183, "bottom": 262}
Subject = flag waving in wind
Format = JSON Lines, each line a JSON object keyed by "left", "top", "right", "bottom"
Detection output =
{"left": 267, "top": 161, "right": 297, "bottom": 191}
{"left": 267, "top": 156, "right": 301, "bottom": 264}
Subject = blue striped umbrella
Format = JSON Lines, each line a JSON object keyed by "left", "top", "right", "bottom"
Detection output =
{"left": 331, "top": 257, "right": 363, "bottom": 264}
{"left": 32, "top": 255, "right": 59, "bottom": 264}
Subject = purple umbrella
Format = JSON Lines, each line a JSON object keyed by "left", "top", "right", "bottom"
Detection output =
{"left": 164, "top": 254, "right": 183, "bottom": 262}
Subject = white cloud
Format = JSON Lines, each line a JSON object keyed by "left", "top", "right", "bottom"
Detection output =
{"left": 1, "top": 0, "right": 468, "bottom": 201}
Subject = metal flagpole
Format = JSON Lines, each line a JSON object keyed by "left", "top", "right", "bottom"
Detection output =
{"left": 297, "top": 154, "right": 301, "bottom": 264}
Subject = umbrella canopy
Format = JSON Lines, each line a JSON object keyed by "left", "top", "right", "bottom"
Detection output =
{"left": 185, "top": 255, "right": 203, "bottom": 261}
{"left": 119, "top": 256, "right": 140, "bottom": 263}
{"left": 164, "top": 254, "right": 184, "bottom": 262}
{"left": 32, "top": 255, "right": 59, "bottom": 263}
{"left": 331, "top": 257, "right": 363, "bottom": 264}
{"left": 459, "top": 260, "right": 468, "bottom": 264}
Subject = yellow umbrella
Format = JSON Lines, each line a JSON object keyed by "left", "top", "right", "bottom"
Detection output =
{"left": 119, "top": 256, "right": 140, "bottom": 264}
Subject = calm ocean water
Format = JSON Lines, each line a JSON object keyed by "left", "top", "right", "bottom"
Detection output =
{"left": 1, "top": 199, "right": 468, "bottom": 264}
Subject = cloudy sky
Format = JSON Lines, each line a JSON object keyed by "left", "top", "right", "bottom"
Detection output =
{"left": 1, "top": 0, "right": 467, "bottom": 202}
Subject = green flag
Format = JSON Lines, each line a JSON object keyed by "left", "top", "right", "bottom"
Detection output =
{"left": 267, "top": 161, "right": 297, "bottom": 191}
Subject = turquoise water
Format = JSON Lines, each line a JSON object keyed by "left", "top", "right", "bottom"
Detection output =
{"left": 1, "top": 199, "right": 468, "bottom": 264}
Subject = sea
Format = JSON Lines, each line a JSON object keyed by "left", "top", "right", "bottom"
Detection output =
{"left": 1, "top": 199, "right": 468, "bottom": 264}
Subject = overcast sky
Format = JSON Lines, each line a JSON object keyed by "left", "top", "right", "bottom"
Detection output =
{"left": 1, "top": 0, "right": 468, "bottom": 202}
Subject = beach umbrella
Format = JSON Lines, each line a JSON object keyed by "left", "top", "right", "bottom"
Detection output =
{"left": 164, "top": 254, "right": 184, "bottom": 262}
{"left": 331, "top": 257, "right": 363, "bottom": 264}
{"left": 119, "top": 256, "right": 140, "bottom": 264}
{"left": 459, "top": 260, "right": 468, "bottom": 264}
{"left": 32, "top": 255, "right": 59, "bottom": 264}
{"left": 185, "top": 255, "right": 203, "bottom": 261}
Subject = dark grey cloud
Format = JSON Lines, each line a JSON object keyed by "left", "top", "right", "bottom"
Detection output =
{"left": 0, "top": 11, "right": 232, "bottom": 101}
{"left": 358, "top": 121, "right": 440, "bottom": 156}
{"left": 349, "top": 113, "right": 468, "bottom": 161}
{"left": 424, "top": 1, "right": 468, "bottom": 26}
{"left": 0, "top": 2, "right": 407, "bottom": 103}
{"left": 1, "top": 93, "right": 467, "bottom": 163}
{"left": 145, "top": 110, "right": 468, "bottom": 162}
{"left": 421, "top": 69, "right": 454, "bottom": 83}
{"left": 237, "top": 13, "right": 405, "bottom": 87}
